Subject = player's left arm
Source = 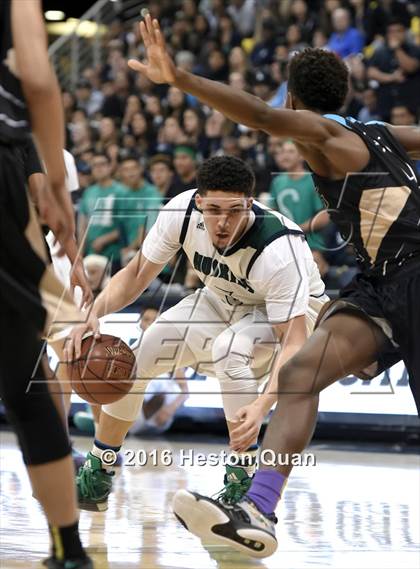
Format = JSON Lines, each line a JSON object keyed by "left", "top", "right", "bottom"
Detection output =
{"left": 254, "top": 315, "right": 308, "bottom": 412}
{"left": 387, "top": 125, "right": 420, "bottom": 160}
{"left": 230, "top": 239, "right": 311, "bottom": 451}
{"left": 128, "top": 14, "right": 330, "bottom": 143}
{"left": 230, "top": 315, "right": 307, "bottom": 452}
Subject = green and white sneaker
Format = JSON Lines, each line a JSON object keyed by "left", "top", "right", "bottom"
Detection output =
{"left": 215, "top": 465, "right": 253, "bottom": 504}
{"left": 173, "top": 490, "right": 278, "bottom": 558}
{"left": 77, "top": 453, "right": 114, "bottom": 512}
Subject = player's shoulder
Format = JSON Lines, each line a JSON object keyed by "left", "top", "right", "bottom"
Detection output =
{"left": 163, "top": 188, "right": 197, "bottom": 211}
{"left": 253, "top": 199, "right": 302, "bottom": 233}
{"left": 246, "top": 201, "right": 308, "bottom": 268}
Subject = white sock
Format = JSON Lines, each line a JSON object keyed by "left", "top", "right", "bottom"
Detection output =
{"left": 231, "top": 446, "right": 259, "bottom": 478}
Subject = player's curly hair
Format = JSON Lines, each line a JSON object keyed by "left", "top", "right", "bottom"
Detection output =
{"left": 197, "top": 156, "right": 255, "bottom": 196}
{"left": 288, "top": 48, "right": 349, "bottom": 113}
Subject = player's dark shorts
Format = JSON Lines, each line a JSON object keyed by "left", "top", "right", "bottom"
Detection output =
{"left": 0, "top": 142, "right": 49, "bottom": 330}
{"left": 316, "top": 253, "right": 420, "bottom": 415}
{"left": 0, "top": 142, "right": 73, "bottom": 464}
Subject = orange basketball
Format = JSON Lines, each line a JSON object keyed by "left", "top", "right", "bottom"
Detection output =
{"left": 67, "top": 334, "right": 136, "bottom": 405}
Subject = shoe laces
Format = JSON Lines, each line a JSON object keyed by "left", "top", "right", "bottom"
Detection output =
{"left": 77, "top": 465, "right": 112, "bottom": 499}
{"left": 213, "top": 476, "right": 252, "bottom": 504}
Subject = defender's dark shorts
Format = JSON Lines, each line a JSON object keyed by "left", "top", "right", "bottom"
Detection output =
{"left": 0, "top": 143, "right": 48, "bottom": 329}
{"left": 317, "top": 255, "right": 420, "bottom": 415}
{"left": 0, "top": 142, "right": 74, "bottom": 464}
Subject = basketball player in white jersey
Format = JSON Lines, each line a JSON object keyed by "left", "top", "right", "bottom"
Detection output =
{"left": 66, "top": 156, "right": 329, "bottom": 512}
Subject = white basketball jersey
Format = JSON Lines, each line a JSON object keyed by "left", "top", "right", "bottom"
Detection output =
{"left": 142, "top": 189, "right": 326, "bottom": 323}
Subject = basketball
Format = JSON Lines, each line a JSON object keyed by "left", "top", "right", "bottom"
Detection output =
{"left": 67, "top": 334, "right": 136, "bottom": 405}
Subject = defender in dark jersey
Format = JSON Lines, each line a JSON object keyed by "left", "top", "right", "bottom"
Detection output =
{"left": 133, "top": 16, "right": 420, "bottom": 558}
{"left": 0, "top": 1, "right": 92, "bottom": 567}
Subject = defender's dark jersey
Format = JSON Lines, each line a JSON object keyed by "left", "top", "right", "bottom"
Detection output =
{"left": 0, "top": 0, "right": 30, "bottom": 143}
{"left": 311, "top": 115, "right": 420, "bottom": 276}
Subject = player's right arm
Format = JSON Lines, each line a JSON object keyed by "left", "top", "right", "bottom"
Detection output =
{"left": 65, "top": 253, "right": 165, "bottom": 360}
{"left": 65, "top": 193, "right": 186, "bottom": 359}
{"left": 128, "top": 15, "right": 329, "bottom": 143}
{"left": 11, "top": 0, "right": 74, "bottom": 245}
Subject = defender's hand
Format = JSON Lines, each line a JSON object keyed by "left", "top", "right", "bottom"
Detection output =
{"left": 70, "top": 260, "right": 94, "bottom": 310}
{"left": 128, "top": 14, "right": 176, "bottom": 85}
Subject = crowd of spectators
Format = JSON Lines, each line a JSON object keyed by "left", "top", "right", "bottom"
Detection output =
{"left": 62, "top": 0, "right": 420, "bottom": 302}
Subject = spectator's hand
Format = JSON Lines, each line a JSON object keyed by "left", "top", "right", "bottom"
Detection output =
{"left": 388, "top": 36, "right": 402, "bottom": 50}
{"left": 92, "top": 236, "right": 105, "bottom": 253}
{"left": 154, "top": 405, "right": 174, "bottom": 426}
{"left": 389, "top": 69, "right": 405, "bottom": 83}
{"left": 70, "top": 260, "right": 94, "bottom": 309}
{"left": 229, "top": 403, "right": 265, "bottom": 453}
{"left": 128, "top": 14, "right": 176, "bottom": 85}
{"left": 64, "top": 312, "right": 100, "bottom": 361}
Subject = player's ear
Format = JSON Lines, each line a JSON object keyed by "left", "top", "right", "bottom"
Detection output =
{"left": 246, "top": 197, "right": 253, "bottom": 209}
{"left": 285, "top": 92, "right": 295, "bottom": 110}
{"left": 195, "top": 193, "right": 203, "bottom": 211}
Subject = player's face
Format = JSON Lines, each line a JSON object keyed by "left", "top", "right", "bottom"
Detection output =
{"left": 195, "top": 191, "right": 253, "bottom": 249}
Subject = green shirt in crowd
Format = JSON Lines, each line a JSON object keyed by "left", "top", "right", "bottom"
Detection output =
{"left": 269, "top": 172, "right": 325, "bottom": 250}
{"left": 119, "top": 181, "right": 162, "bottom": 245}
{"left": 79, "top": 181, "right": 126, "bottom": 260}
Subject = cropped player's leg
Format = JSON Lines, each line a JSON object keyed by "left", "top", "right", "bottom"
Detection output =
{"left": 212, "top": 313, "right": 278, "bottom": 502}
{"left": 0, "top": 163, "right": 91, "bottom": 566}
{"left": 0, "top": 314, "right": 90, "bottom": 567}
{"left": 48, "top": 335, "right": 94, "bottom": 471}
{"left": 173, "top": 311, "right": 387, "bottom": 557}
{"left": 77, "top": 319, "right": 197, "bottom": 511}
{"left": 48, "top": 336, "right": 73, "bottom": 415}
{"left": 383, "top": 266, "right": 420, "bottom": 415}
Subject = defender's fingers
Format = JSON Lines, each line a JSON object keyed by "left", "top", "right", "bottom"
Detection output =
{"left": 145, "top": 13, "right": 157, "bottom": 43}
{"left": 153, "top": 19, "right": 166, "bottom": 49}
{"left": 128, "top": 58, "right": 148, "bottom": 74}
{"left": 139, "top": 21, "right": 150, "bottom": 47}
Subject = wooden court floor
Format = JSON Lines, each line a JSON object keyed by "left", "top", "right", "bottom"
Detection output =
{"left": 1, "top": 431, "right": 419, "bottom": 569}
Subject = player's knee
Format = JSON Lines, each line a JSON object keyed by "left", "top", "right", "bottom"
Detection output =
{"left": 211, "top": 333, "right": 231, "bottom": 365}
{"left": 102, "top": 378, "right": 150, "bottom": 422}
{"left": 0, "top": 382, "right": 30, "bottom": 419}
{"left": 215, "top": 352, "right": 252, "bottom": 383}
{"left": 277, "top": 354, "right": 319, "bottom": 396}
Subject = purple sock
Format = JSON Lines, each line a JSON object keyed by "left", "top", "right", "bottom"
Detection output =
{"left": 246, "top": 470, "right": 286, "bottom": 514}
